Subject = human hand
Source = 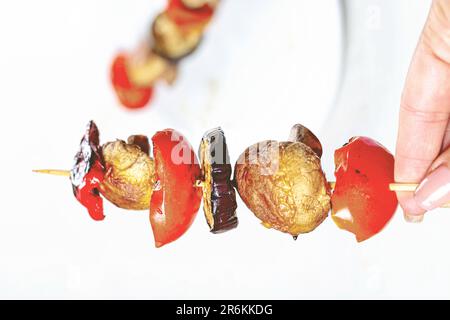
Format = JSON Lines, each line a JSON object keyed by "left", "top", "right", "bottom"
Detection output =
{"left": 395, "top": 0, "right": 450, "bottom": 222}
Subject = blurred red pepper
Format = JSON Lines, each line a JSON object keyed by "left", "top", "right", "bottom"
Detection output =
{"left": 166, "top": 0, "right": 215, "bottom": 27}
{"left": 150, "top": 129, "right": 202, "bottom": 248}
{"left": 331, "top": 137, "right": 398, "bottom": 242}
{"left": 111, "top": 54, "right": 154, "bottom": 109}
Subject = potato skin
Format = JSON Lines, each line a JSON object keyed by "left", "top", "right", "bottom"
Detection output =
{"left": 234, "top": 141, "right": 330, "bottom": 236}
{"left": 99, "top": 140, "right": 155, "bottom": 210}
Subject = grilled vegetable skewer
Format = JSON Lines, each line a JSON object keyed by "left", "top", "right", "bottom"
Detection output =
{"left": 33, "top": 170, "right": 439, "bottom": 195}
{"left": 34, "top": 121, "right": 449, "bottom": 247}
{"left": 111, "top": 0, "right": 220, "bottom": 109}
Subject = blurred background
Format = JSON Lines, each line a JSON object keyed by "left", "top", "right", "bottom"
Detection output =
{"left": 1, "top": 0, "right": 450, "bottom": 299}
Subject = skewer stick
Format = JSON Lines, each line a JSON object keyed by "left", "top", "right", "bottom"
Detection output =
{"left": 32, "top": 169, "right": 71, "bottom": 177}
{"left": 389, "top": 183, "right": 449, "bottom": 208}
{"left": 381, "top": 182, "right": 447, "bottom": 208}
{"left": 32, "top": 170, "right": 449, "bottom": 208}
{"left": 389, "top": 183, "right": 418, "bottom": 192}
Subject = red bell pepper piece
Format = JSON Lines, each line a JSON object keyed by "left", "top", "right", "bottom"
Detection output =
{"left": 331, "top": 137, "right": 398, "bottom": 242}
{"left": 111, "top": 54, "right": 154, "bottom": 109}
{"left": 72, "top": 160, "right": 105, "bottom": 221}
{"left": 166, "top": 0, "right": 215, "bottom": 27}
{"left": 150, "top": 129, "right": 202, "bottom": 248}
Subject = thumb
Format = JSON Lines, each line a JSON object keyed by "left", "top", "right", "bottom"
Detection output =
{"left": 414, "top": 147, "right": 450, "bottom": 211}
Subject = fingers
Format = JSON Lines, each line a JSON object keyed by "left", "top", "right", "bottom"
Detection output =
{"left": 395, "top": 0, "right": 450, "bottom": 220}
{"left": 414, "top": 147, "right": 450, "bottom": 211}
{"left": 442, "top": 121, "right": 450, "bottom": 151}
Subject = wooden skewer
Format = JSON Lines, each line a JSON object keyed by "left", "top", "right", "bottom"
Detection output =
{"left": 389, "top": 183, "right": 419, "bottom": 192}
{"left": 32, "top": 170, "right": 449, "bottom": 208}
{"left": 390, "top": 183, "right": 450, "bottom": 208}
{"left": 32, "top": 169, "right": 71, "bottom": 177}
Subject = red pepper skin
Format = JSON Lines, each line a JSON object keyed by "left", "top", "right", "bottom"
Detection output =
{"left": 166, "top": 0, "right": 214, "bottom": 26}
{"left": 150, "top": 129, "right": 202, "bottom": 248}
{"left": 111, "top": 54, "right": 154, "bottom": 109}
{"left": 331, "top": 137, "right": 398, "bottom": 242}
{"left": 73, "top": 160, "right": 105, "bottom": 221}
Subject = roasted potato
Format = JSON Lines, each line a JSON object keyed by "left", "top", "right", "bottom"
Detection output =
{"left": 235, "top": 138, "right": 330, "bottom": 237}
{"left": 100, "top": 139, "right": 155, "bottom": 210}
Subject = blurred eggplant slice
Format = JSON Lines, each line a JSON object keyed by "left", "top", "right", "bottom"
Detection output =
{"left": 152, "top": 12, "right": 203, "bottom": 61}
{"left": 199, "top": 128, "right": 238, "bottom": 233}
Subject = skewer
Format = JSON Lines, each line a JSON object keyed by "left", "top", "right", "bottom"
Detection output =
{"left": 32, "top": 170, "right": 449, "bottom": 208}
{"left": 390, "top": 183, "right": 449, "bottom": 208}
{"left": 389, "top": 183, "right": 418, "bottom": 192}
{"left": 32, "top": 169, "right": 70, "bottom": 177}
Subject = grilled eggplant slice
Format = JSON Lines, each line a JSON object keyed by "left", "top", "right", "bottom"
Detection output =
{"left": 199, "top": 128, "right": 238, "bottom": 233}
{"left": 70, "top": 121, "right": 106, "bottom": 221}
{"left": 70, "top": 121, "right": 103, "bottom": 191}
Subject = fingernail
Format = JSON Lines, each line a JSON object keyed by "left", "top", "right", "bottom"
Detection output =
{"left": 414, "top": 164, "right": 450, "bottom": 211}
{"left": 404, "top": 212, "right": 424, "bottom": 223}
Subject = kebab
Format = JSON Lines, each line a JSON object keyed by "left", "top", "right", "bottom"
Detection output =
{"left": 34, "top": 121, "right": 448, "bottom": 247}
{"left": 111, "top": 0, "right": 219, "bottom": 109}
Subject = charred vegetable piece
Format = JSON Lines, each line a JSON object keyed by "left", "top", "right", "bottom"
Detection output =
{"left": 332, "top": 137, "right": 398, "bottom": 242}
{"left": 150, "top": 129, "right": 202, "bottom": 248}
{"left": 70, "top": 121, "right": 106, "bottom": 221}
{"left": 288, "top": 124, "right": 323, "bottom": 158}
{"left": 99, "top": 139, "right": 155, "bottom": 211}
{"left": 152, "top": 12, "right": 203, "bottom": 61}
{"left": 128, "top": 135, "right": 151, "bottom": 155}
{"left": 111, "top": 54, "right": 154, "bottom": 109}
{"left": 199, "top": 128, "right": 238, "bottom": 233}
{"left": 235, "top": 128, "right": 331, "bottom": 238}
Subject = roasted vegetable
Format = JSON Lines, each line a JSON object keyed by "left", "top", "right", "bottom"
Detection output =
{"left": 150, "top": 129, "right": 202, "bottom": 247}
{"left": 234, "top": 127, "right": 331, "bottom": 238}
{"left": 70, "top": 121, "right": 106, "bottom": 221}
{"left": 181, "top": 0, "right": 217, "bottom": 10}
{"left": 127, "top": 135, "right": 151, "bottom": 155}
{"left": 199, "top": 128, "right": 238, "bottom": 233}
{"left": 152, "top": 12, "right": 204, "bottom": 61}
{"left": 111, "top": 54, "right": 154, "bottom": 109}
{"left": 288, "top": 124, "right": 323, "bottom": 158}
{"left": 331, "top": 137, "right": 398, "bottom": 242}
{"left": 167, "top": 0, "right": 216, "bottom": 26}
{"left": 99, "top": 138, "right": 155, "bottom": 211}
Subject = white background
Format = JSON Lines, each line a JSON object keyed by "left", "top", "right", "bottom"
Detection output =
{"left": 1, "top": 0, "right": 449, "bottom": 299}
